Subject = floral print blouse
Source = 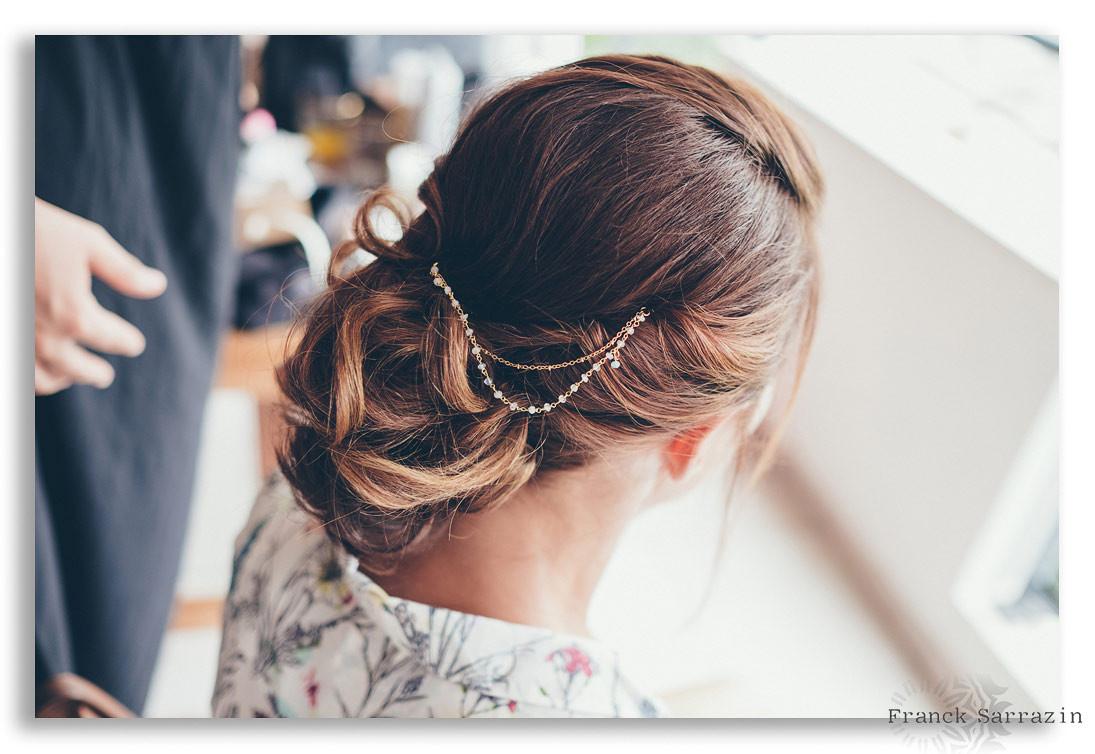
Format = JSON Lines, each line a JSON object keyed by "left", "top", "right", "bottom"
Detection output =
{"left": 212, "top": 476, "right": 664, "bottom": 718}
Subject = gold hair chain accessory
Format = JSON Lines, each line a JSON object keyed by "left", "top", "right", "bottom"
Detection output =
{"left": 430, "top": 262, "right": 649, "bottom": 415}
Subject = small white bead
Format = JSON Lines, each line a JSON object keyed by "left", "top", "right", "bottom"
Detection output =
{"left": 465, "top": 328, "right": 474, "bottom": 337}
{"left": 484, "top": 377, "right": 492, "bottom": 386}
{"left": 570, "top": 384, "right": 578, "bottom": 392}
{"left": 434, "top": 278, "right": 444, "bottom": 287}
{"left": 581, "top": 374, "right": 589, "bottom": 382}
{"left": 616, "top": 340, "right": 625, "bottom": 350}
{"left": 558, "top": 395, "right": 566, "bottom": 403}
{"left": 494, "top": 390, "right": 503, "bottom": 399}
{"left": 611, "top": 360, "right": 621, "bottom": 369}
{"left": 471, "top": 346, "right": 480, "bottom": 355}
{"left": 461, "top": 314, "right": 468, "bottom": 322}
{"left": 542, "top": 404, "right": 552, "bottom": 412}
{"left": 528, "top": 406, "right": 538, "bottom": 415}
{"left": 478, "top": 363, "right": 487, "bottom": 372}
{"left": 592, "top": 364, "right": 601, "bottom": 372}
{"left": 509, "top": 402, "right": 519, "bottom": 411}
{"left": 443, "top": 286, "right": 451, "bottom": 294}
{"left": 626, "top": 327, "right": 635, "bottom": 334}
{"left": 430, "top": 263, "right": 438, "bottom": 274}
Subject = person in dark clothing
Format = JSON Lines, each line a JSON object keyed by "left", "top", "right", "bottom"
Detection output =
{"left": 34, "top": 36, "right": 241, "bottom": 715}
{"left": 260, "top": 35, "right": 355, "bottom": 132}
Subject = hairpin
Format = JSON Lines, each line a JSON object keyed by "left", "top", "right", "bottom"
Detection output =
{"left": 430, "top": 262, "right": 649, "bottom": 415}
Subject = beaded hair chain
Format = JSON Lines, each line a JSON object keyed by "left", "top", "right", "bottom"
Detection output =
{"left": 430, "top": 262, "right": 649, "bottom": 415}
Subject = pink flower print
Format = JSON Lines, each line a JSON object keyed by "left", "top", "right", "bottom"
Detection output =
{"left": 304, "top": 668, "right": 319, "bottom": 709}
{"left": 547, "top": 646, "right": 594, "bottom": 678}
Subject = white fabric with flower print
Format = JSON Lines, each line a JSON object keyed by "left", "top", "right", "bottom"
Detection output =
{"left": 212, "top": 475, "right": 664, "bottom": 718}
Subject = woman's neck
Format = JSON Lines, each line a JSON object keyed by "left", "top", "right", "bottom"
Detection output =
{"left": 366, "top": 454, "right": 654, "bottom": 637}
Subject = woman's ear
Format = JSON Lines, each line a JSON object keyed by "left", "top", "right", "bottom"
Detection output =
{"left": 661, "top": 423, "right": 718, "bottom": 480}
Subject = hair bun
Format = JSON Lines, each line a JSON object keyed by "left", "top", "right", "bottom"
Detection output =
{"left": 278, "top": 197, "right": 537, "bottom": 571}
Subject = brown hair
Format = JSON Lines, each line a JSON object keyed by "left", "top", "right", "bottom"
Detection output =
{"left": 278, "top": 54, "right": 823, "bottom": 572}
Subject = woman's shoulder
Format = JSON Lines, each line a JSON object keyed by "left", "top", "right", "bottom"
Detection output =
{"left": 239, "top": 472, "right": 305, "bottom": 540}
{"left": 225, "top": 474, "right": 314, "bottom": 589}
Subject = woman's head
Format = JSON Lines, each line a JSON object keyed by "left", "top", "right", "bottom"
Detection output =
{"left": 278, "top": 54, "right": 823, "bottom": 571}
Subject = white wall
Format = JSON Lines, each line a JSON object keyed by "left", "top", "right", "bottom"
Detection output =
{"left": 783, "top": 91, "right": 1058, "bottom": 708}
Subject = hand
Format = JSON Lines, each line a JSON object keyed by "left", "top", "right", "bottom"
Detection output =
{"left": 35, "top": 198, "right": 168, "bottom": 395}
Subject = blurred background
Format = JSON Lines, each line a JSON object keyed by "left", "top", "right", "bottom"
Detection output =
{"left": 142, "top": 34, "right": 1060, "bottom": 718}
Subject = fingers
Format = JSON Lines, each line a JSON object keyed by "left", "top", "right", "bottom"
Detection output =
{"left": 34, "top": 203, "right": 162, "bottom": 395}
{"left": 34, "top": 301, "right": 144, "bottom": 393}
{"left": 77, "top": 300, "right": 147, "bottom": 358}
{"left": 35, "top": 361, "right": 73, "bottom": 396}
{"left": 88, "top": 229, "right": 168, "bottom": 300}
{"left": 37, "top": 339, "right": 115, "bottom": 390}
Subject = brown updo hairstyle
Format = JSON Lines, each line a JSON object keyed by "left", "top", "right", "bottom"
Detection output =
{"left": 278, "top": 54, "right": 823, "bottom": 573}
